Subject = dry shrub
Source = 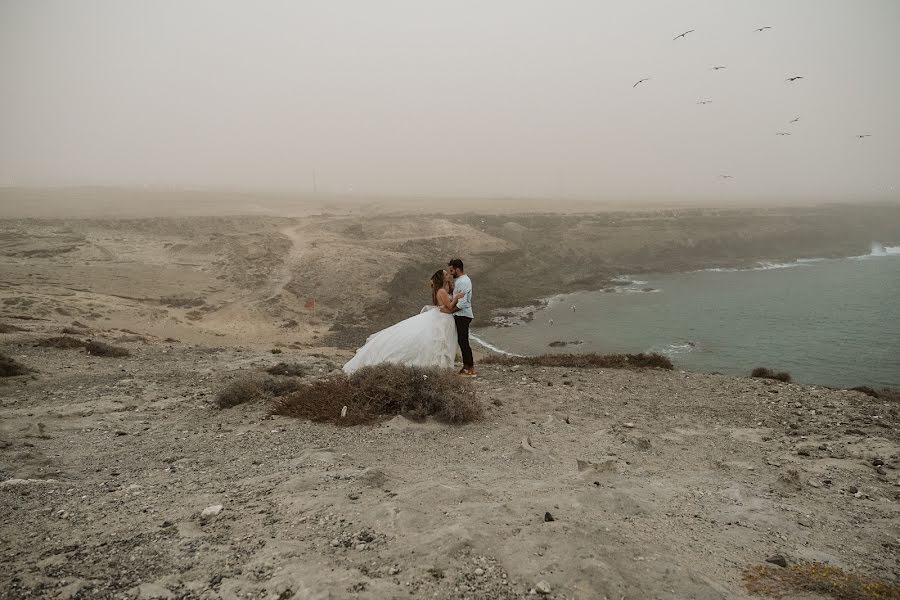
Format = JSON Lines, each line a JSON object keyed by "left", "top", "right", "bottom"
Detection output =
{"left": 850, "top": 386, "right": 900, "bottom": 401}
{"left": 266, "top": 362, "right": 306, "bottom": 377}
{"left": 743, "top": 562, "right": 900, "bottom": 599}
{"left": 215, "top": 374, "right": 302, "bottom": 409}
{"left": 271, "top": 363, "right": 482, "bottom": 425}
{"left": 115, "top": 335, "right": 147, "bottom": 343}
{"left": 35, "top": 336, "right": 86, "bottom": 349}
{"left": 877, "top": 387, "right": 900, "bottom": 402}
{"left": 482, "top": 352, "right": 673, "bottom": 370}
{"left": 0, "top": 352, "right": 31, "bottom": 377}
{"left": 61, "top": 327, "right": 90, "bottom": 335}
{"left": 849, "top": 386, "right": 879, "bottom": 398}
{"left": 751, "top": 367, "right": 792, "bottom": 383}
{"left": 160, "top": 296, "right": 205, "bottom": 308}
{"left": 84, "top": 341, "right": 130, "bottom": 357}
{"left": 0, "top": 323, "right": 27, "bottom": 333}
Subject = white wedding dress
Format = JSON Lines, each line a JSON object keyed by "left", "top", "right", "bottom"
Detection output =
{"left": 342, "top": 306, "right": 457, "bottom": 374}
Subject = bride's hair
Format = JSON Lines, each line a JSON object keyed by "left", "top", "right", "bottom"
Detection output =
{"left": 430, "top": 270, "right": 446, "bottom": 306}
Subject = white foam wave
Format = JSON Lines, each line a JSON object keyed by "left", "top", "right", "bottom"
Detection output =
{"left": 653, "top": 342, "right": 697, "bottom": 355}
{"left": 700, "top": 261, "right": 810, "bottom": 273}
{"left": 471, "top": 333, "right": 524, "bottom": 357}
{"left": 862, "top": 242, "right": 900, "bottom": 258}
{"left": 697, "top": 244, "right": 899, "bottom": 272}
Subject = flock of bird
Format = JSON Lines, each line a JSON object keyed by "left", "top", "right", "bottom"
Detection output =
{"left": 632, "top": 25, "right": 872, "bottom": 180}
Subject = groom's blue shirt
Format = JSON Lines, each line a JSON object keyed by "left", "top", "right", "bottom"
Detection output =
{"left": 454, "top": 274, "right": 473, "bottom": 319}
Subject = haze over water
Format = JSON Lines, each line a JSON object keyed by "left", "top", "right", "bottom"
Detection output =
{"left": 476, "top": 246, "right": 900, "bottom": 388}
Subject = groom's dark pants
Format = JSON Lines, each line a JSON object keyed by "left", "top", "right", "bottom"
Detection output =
{"left": 454, "top": 315, "right": 474, "bottom": 368}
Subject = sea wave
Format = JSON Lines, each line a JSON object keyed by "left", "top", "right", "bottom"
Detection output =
{"left": 616, "top": 278, "right": 648, "bottom": 286}
{"left": 607, "top": 277, "right": 659, "bottom": 293}
{"left": 471, "top": 333, "right": 524, "bottom": 357}
{"left": 700, "top": 261, "right": 810, "bottom": 273}
{"left": 851, "top": 242, "right": 900, "bottom": 260}
{"left": 699, "top": 242, "right": 899, "bottom": 272}
{"left": 652, "top": 341, "right": 698, "bottom": 355}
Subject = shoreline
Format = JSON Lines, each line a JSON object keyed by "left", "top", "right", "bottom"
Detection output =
{"left": 480, "top": 243, "right": 900, "bottom": 331}
{"left": 472, "top": 247, "right": 900, "bottom": 390}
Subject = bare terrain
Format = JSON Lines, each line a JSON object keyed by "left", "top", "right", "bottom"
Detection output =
{"left": 2, "top": 190, "right": 900, "bottom": 599}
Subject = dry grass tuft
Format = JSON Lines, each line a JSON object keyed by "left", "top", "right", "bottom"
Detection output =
{"left": 215, "top": 374, "right": 303, "bottom": 409}
{"left": 271, "top": 364, "right": 482, "bottom": 425}
{"left": 35, "top": 335, "right": 86, "bottom": 349}
{"left": 266, "top": 362, "right": 307, "bottom": 377}
{"left": 0, "top": 323, "right": 27, "bottom": 333}
{"left": 482, "top": 352, "right": 673, "bottom": 370}
{"left": 751, "top": 367, "right": 792, "bottom": 383}
{"left": 0, "top": 352, "right": 31, "bottom": 377}
{"left": 84, "top": 341, "right": 130, "bottom": 357}
{"left": 743, "top": 562, "right": 900, "bottom": 599}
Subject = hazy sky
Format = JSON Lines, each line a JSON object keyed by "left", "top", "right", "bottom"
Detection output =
{"left": 1, "top": 1, "right": 899, "bottom": 200}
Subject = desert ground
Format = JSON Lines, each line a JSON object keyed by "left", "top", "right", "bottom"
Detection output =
{"left": 2, "top": 190, "right": 900, "bottom": 599}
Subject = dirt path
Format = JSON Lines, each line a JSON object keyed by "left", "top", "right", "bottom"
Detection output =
{"left": 264, "top": 225, "right": 306, "bottom": 303}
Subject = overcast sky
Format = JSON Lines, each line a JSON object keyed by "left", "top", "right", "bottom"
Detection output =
{"left": 1, "top": 0, "right": 898, "bottom": 201}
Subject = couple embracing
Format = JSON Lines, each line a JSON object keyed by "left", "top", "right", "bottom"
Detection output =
{"left": 343, "top": 258, "right": 476, "bottom": 377}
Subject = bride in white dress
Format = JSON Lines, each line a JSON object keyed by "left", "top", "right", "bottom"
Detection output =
{"left": 342, "top": 270, "right": 464, "bottom": 374}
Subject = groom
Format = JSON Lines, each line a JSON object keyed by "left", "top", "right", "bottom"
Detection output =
{"left": 447, "top": 258, "right": 475, "bottom": 377}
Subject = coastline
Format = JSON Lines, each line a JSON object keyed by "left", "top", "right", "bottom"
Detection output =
{"left": 472, "top": 246, "right": 900, "bottom": 389}
{"left": 479, "top": 242, "right": 900, "bottom": 331}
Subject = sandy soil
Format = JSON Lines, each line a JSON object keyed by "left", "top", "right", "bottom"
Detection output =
{"left": 2, "top": 195, "right": 900, "bottom": 599}
{"left": 1, "top": 328, "right": 898, "bottom": 600}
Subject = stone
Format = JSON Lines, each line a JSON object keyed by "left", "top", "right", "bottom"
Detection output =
{"left": 535, "top": 580, "right": 552, "bottom": 595}
{"left": 623, "top": 422, "right": 635, "bottom": 429}
{"left": 544, "top": 512, "right": 555, "bottom": 522}
{"left": 201, "top": 504, "right": 223, "bottom": 518}
{"left": 872, "top": 458, "right": 885, "bottom": 467}
{"left": 474, "top": 568, "right": 484, "bottom": 576}
{"left": 388, "top": 566, "right": 401, "bottom": 575}
{"left": 766, "top": 554, "right": 788, "bottom": 568}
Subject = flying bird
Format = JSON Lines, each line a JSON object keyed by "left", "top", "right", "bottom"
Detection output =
{"left": 633, "top": 78, "right": 650, "bottom": 88}
{"left": 856, "top": 134, "right": 872, "bottom": 138}
{"left": 786, "top": 76, "right": 804, "bottom": 82}
{"left": 673, "top": 29, "right": 695, "bottom": 40}
{"left": 697, "top": 100, "right": 713, "bottom": 105}
{"left": 711, "top": 66, "right": 727, "bottom": 71}
{"left": 755, "top": 26, "right": 773, "bottom": 32}
{"left": 720, "top": 175, "right": 734, "bottom": 179}
{"left": 776, "top": 132, "right": 792, "bottom": 136}
{"left": 789, "top": 117, "right": 800, "bottom": 124}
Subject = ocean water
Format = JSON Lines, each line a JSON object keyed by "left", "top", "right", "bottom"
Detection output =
{"left": 474, "top": 243, "right": 900, "bottom": 388}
